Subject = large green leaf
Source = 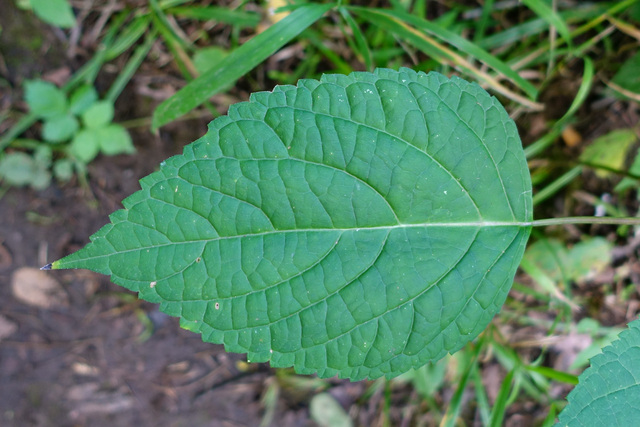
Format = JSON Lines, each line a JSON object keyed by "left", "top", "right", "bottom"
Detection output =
{"left": 555, "top": 316, "right": 640, "bottom": 426}
{"left": 50, "top": 68, "right": 533, "bottom": 380}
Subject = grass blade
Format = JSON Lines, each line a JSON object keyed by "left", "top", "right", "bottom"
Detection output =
{"left": 105, "top": 14, "right": 151, "bottom": 60}
{"left": 441, "top": 338, "right": 485, "bottom": 427}
{"left": 471, "top": 364, "right": 491, "bottom": 426}
{"left": 473, "top": 0, "right": 495, "bottom": 43}
{"left": 357, "top": 9, "right": 538, "bottom": 99}
{"left": 488, "top": 370, "right": 515, "bottom": 427}
{"left": 338, "top": 7, "right": 373, "bottom": 71}
{"left": 532, "top": 166, "right": 583, "bottom": 206}
{"left": 521, "top": 0, "right": 573, "bottom": 49}
{"left": 524, "top": 57, "right": 594, "bottom": 158}
{"left": 479, "top": 5, "right": 605, "bottom": 50}
{"left": 524, "top": 365, "right": 578, "bottom": 385}
{"left": 150, "top": 0, "right": 196, "bottom": 78}
{"left": 168, "top": 6, "right": 260, "bottom": 28}
{"left": 351, "top": 6, "right": 538, "bottom": 100}
{"left": 152, "top": 3, "right": 333, "bottom": 129}
{"left": 105, "top": 28, "right": 158, "bottom": 103}
{"left": 351, "top": 7, "right": 543, "bottom": 110}
{"left": 510, "top": 0, "right": 637, "bottom": 71}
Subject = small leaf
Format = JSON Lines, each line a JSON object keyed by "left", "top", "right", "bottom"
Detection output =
{"left": 69, "top": 85, "right": 99, "bottom": 115}
{"left": 555, "top": 317, "right": 640, "bottom": 426}
{"left": 310, "top": 393, "right": 353, "bottom": 427}
{"left": 580, "top": 129, "right": 637, "bottom": 178}
{"left": 82, "top": 101, "right": 115, "bottom": 129}
{"left": 523, "top": 237, "right": 612, "bottom": 284}
{"left": 0, "top": 152, "right": 35, "bottom": 186}
{"left": 53, "top": 159, "right": 74, "bottom": 182}
{"left": 29, "top": 0, "right": 76, "bottom": 28}
{"left": 69, "top": 129, "right": 100, "bottom": 163}
{"left": 395, "top": 357, "right": 448, "bottom": 398}
{"left": 97, "top": 125, "right": 135, "bottom": 156}
{"left": 24, "top": 80, "right": 68, "bottom": 119}
{"left": 50, "top": 69, "right": 532, "bottom": 380}
{"left": 611, "top": 50, "right": 640, "bottom": 99}
{"left": 42, "top": 114, "right": 79, "bottom": 143}
{"left": 0, "top": 151, "right": 50, "bottom": 189}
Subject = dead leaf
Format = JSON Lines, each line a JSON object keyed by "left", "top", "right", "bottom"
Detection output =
{"left": 11, "top": 267, "right": 68, "bottom": 308}
{"left": 67, "top": 383, "right": 135, "bottom": 419}
{"left": 0, "top": 314, "right": 18, "bottom": 341}
{"left": 562, "top": 125, "right": 582, "bottom": 147}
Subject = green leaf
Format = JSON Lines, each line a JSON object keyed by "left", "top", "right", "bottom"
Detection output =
{"left": 97, "top": 124, "right": 135, "bottom": 156}
{"left": 69, "top": 85, "right": 99, "bottom": 115}
{"left": 611, "top": 50, "right": 640, "bottom": 99}
{"left": 555, "top": 317, "right": 640, "bottom": 426}
{"left": 310, "top": 393, "right": 353, "bottom": 427}
{"left": 105, "top": 15, "right": 152, "bottom": 61}
{"left": 82, "top": 101, "right": 115, "bottom": 128}
{"left": 520, "top": 0, "right": 573, "bottom": 48}
{"left": 523, "top": 237, "right": 612, "bottom": 285}
{"left": 580, "top": 129, "right": 637, "bottom": 178}
{"left": 193, "top": 47, "right": 229, "bottom": 75}
{"left": 0, "top": 151, "right": 50, "bottom": 189}
{"left": 24, "top": 80, "right": 68, "bottom": 119}
{"left": 53, "top": 158, "right": 74, "bottom": 182}
{"left": 42, "top": 114, "right": 79, "bottom": 143}
{"left": 0, "top": 152, "right": 35, "bottom": 186}
{"left": 29, "top": 0, "right": 76, "bottom": 28}
{"left": 396, "top": 357, "right": 448, "bottom": 398}
{"left": 50, "top": 69, "right": 533, "bottom": 380}
{"left": 69, "top": 129, "right": 100, "bottom": 163}
{"left": 151, "top": 3, "right": 333, "bottom": 129}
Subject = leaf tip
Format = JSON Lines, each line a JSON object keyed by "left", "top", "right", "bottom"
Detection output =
{"left": 40, "top": 263, "right": 53, "bottom": 271}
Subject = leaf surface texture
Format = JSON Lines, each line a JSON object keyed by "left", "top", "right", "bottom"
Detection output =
{"left": 556, "top": 317, "right": 640, "bottom": 426}
{"left": 54, "top": 68, "right": 532, "bottom": 380}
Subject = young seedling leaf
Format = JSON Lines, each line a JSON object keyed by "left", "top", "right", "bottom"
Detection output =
{"left": 82, "top": 101, "right": 115, "bottom": 129}
{"left": 29, "top": 0, "right": 76, "bottom": 29}
{"left": 69, "top": 85, "right": 99, "bottom": 115}
{"left": 49, "top": 68, "right": 533, "bottom": 380}
{"left": 24, "top": 80, "right": 68, "bottom": 120}
{"left": 97, "top": 125, "right": 135, "bottom": 156}
{"left": 42, "top": 114, "right": 79, "bottom": 143}
{"left": 555, "top": 316, "right": 640, "bottom": 426}
{"left": 70, "top": 129, "right": 100, "bottom": 163}
{"left": 0, "top": 152, "right": 36, "bottom": 187}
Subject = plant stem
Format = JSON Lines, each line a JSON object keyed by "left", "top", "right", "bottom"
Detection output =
{"left": 531, "top": 217, "right": 640, "bottom": 227}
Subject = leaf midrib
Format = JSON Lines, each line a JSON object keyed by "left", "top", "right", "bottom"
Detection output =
{"left": 58, "top": 220, "right": 532, "bottom": 267}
